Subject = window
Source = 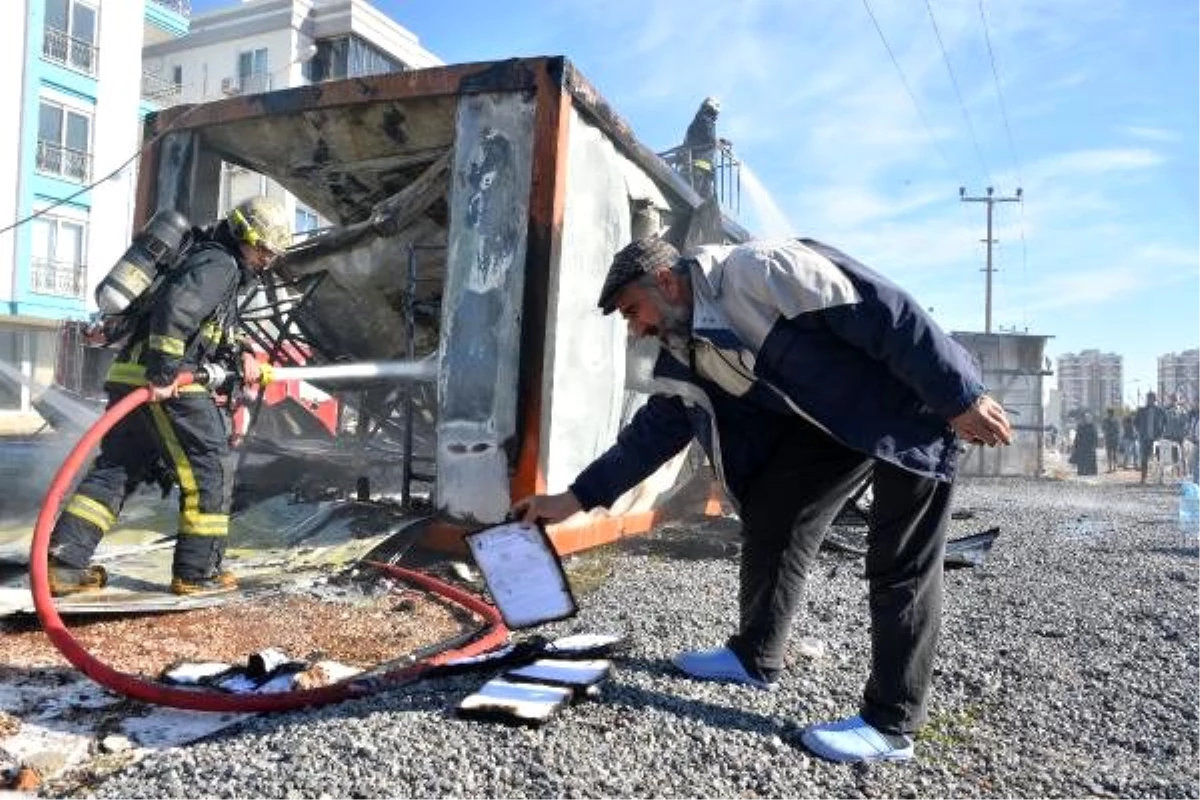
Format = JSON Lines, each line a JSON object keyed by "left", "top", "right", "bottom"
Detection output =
{"left": 43, "top": 0, "right": 98, "bottom": 75}
{"left": 294, "top": 206, "right": 320, "bottom": 241}
{"left": 237, "top": 48, "right": 269, "bottom": 93}
{"left": 36, "top": 100, "right": 92, "bottom": 182}
{"left": 172, "top": 64, "right": 183, "bottom": 88}
{"left": 30, "top": 214, "right": 87, "bottom": 299}
{"left": 304, "top": 35, "right": 402, "bottom": 82}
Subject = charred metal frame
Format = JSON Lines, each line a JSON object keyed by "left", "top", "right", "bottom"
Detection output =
{"left": 132, "top": 56, "right": 731, "bottom": 539}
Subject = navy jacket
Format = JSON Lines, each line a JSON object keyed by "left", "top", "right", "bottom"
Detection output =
{"left": 571, "top": 238, "right": 985, "bottom": 511}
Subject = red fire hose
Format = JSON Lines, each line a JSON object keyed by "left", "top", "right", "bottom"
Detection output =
{"left": 28, "top": 371, "right": 508, "bottom": 712}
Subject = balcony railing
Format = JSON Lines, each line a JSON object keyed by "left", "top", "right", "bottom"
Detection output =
{"left": 149, "top": 0, "right": 191, "bottom": 15}
{"left": 221, "top": 72, "right": 271, "bottom": 95}
{"left": 36, "top": 140, "right": 92, "bottom": 183}
{"left": 657, "top": 139, "right": 741, "bottom": 215}
{"left": 31, "top": 257, "right": 87, "bottom": 299}
{"left": 141, "top": 70, "right": 182, "bottom": 104}
{"left": 43, "top": 26, "right": 98, "bottom": 76}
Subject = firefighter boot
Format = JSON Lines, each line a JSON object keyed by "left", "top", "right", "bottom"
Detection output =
{"left": 171, "top": 533, "right": 237, "bottom": 595}
{"left": 169, "top": 571, "right": 239, "bottom": 596}
{"left": 47, "top": 560, "right": 108, "bottom": 597}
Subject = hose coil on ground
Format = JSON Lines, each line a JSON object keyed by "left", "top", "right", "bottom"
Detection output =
{"left": 28, "top": 373, "right": 508, "bottom": 712}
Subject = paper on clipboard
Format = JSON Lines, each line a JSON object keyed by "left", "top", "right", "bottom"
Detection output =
{"left": 465, "top": 521, "right": 578, "bottom": 629}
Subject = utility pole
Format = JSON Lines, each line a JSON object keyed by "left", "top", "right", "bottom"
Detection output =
{"left": 960, "top": 186, "right": 1022, "bottom": 333}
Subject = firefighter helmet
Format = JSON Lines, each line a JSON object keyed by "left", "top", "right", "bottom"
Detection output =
{"left": 227, "top": 196, "right": 290, "bottom": 255}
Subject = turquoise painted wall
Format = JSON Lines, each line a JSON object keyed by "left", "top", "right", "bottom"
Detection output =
{"left": 10, "top": 1, "right": 188, "bottom": 321}
{"left": 14, "top": 1, "right": 96, "bottom": 320}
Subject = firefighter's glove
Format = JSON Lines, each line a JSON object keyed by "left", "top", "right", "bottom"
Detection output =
{"left": 148, "top": 381, "right": 180, "bottom": 402}
{"left": 239, "top": 351, "right": 264, "bottom": 389}
{"left": 145, "top": 352, "right": 181, "bottom": 388}
{"left": 83, "top": 318, "right": 116, "bottom": 347}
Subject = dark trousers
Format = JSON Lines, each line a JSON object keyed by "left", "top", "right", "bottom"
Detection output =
{"left": 1139, "top": 439, "right": 1154, "bottom": 483}
{"left": 49, "top": 385, "right": 234, "bottom": 581}
{"left": 727, "top": 419, "right": 953, "bottom": 735}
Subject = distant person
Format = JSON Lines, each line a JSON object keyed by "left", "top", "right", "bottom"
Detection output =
{"left": 1102, "top": 409, "right": 1120, "bottom": 473}
{"left": 1163, "top": 393, "right": 1190, "bottom": 473}
{"left": 513, "top": 236, "right": 1012, "bottom": 764}
{"left": 1187, "top": 407, "right": 1199, "bottom": 484}
{"left": 1120, "top": 414, "right": 1138, "bottom": 470}
{"left": 1072, "top": 413, "right": 1099, "bottom": 476}
{"left": 681, "top": 97, "right": 720, "bottom": 198}
{"left": 1135, "top": 392, "right": 1167, "bottom": 484}
{"left": 1164, "top": 393, "right": 1189, "bottom": 446}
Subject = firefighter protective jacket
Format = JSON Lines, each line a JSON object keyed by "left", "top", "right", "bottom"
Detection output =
{"left": 106, "top": 223, "right": 254, "bottom": 390}
{"left": 569, "top": 238, "right": 986, "bottom": 512}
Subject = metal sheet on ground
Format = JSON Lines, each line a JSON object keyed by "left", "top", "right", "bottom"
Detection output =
{"left": 0, "top": 492, "right": 425, "bottom": 617}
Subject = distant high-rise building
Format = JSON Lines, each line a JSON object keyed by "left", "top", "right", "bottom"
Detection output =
{"left": 1057, "top": 349, "right": 1123, "bottom": 421}
{"left": 1158, "top": 349, "right": 1199, "bottom": 407}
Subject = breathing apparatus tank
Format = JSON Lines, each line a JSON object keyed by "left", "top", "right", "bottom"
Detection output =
{"left": 95, "top": 208, "right": 191, "bottom": 316}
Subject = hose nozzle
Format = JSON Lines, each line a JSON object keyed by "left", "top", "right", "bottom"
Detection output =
{"left": 193, "top": 363, "right": 230, "bottom": 390}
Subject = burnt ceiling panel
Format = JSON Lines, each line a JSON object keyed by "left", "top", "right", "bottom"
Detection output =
{"left": 196, "top": 96, "right": 459, "bottom": 224}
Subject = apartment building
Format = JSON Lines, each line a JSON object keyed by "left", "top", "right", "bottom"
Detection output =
{"left": 0, "top": 0, "right": 440, "bottom": 423}
{"left": 1158, "top": 348, "right": 1199, "bottom": 407}
{"left": 141, "top": 0, "right": 442, "bottom": 237}
{"left": 0, "top": 0, "right": 189, "bottom": 417}
{"left": 1057, "top": 349, "right": 1123, "bottom": 421}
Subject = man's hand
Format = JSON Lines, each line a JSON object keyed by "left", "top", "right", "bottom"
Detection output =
{"left": 510, "top": 491, "right": 582, "bottom": 526}
{"left": 148, "top": 380, "right": 180, "bottom": 403}
{"left": 240, "top": 352, "right": 263, "bottom": 388}
{"left": 950, "top": 394, "right": 1013, "bottom": 447}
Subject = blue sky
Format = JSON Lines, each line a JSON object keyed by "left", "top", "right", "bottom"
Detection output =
{"left": 196, "top": 0, "right": 1199, "bottom": 405}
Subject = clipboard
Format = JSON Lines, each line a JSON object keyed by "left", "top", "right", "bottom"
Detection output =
{"left": 464, "top": 521, "right": 578, "bottom": 629}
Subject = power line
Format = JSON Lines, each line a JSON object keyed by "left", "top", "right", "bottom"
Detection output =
{"left": 0, "top": 88, "right": 208, "bottom": 239}
{"left": 2, "top": 47, "right": 318, "bottom": 239}
{"left": 924, "top": 0, "right": 992, "bottom": 185}
{"left": 0, "top": 152, "right": 140, "bottom": 238}
{"left": 859, "top": 0, "right": 956, "bottom": 175}
{"left": 977, "top": 0, "right": 1023, "bottom": 186}
{"left": 976, "top": 0, "right": 1029, "bottom": 321}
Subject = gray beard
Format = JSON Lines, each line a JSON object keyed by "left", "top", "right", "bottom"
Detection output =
{"left": 657, "top": 301, "right": 693, "bottom": 352}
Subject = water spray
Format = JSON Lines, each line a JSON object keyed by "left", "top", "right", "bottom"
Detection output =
{"left": 0, "top": 359, "right": 102, "bottom": 432}
{"left": 261, "top": 358, "right": 437, "bottom": 386}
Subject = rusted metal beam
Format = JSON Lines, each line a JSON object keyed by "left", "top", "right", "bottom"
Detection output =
{"left": 510, "top": 61, "right": 570, "bottom": 502}
{"left": 147, "top": 59, "right": 547, "bottom": 136}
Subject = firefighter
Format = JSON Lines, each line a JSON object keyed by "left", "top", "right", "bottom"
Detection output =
{"left": 46, "top": 195, "right": 290, "bottom": 596}
{"left": 682, "top": 96, "right": 720, "bottom": 198}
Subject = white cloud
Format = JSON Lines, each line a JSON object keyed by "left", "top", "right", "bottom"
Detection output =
{"left": 1027, "top": 148, "right": 1164, "bottom": 179}
{"left": 1120, "top": 126, "right": 1180, "bottom": 143}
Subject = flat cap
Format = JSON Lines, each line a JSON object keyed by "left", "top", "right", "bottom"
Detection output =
{"left": 597, "top": 237, "right": 680, "bottom": 314}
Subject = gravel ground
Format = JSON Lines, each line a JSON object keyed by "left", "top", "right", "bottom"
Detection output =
{"left": 51, "top": 475, "right": 1199, "bottom": 798}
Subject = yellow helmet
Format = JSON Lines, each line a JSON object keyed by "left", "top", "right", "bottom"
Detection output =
{"left": 227, "top": 196, "right": 290, "bottom": 255}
